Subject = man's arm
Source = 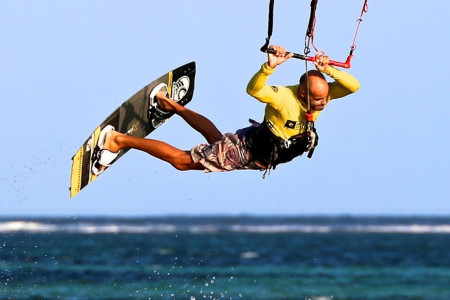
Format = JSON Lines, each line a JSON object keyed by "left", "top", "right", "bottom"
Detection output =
{"left": 246, "top": 62, "right": 277, "bottom": 104}
{"left": 246, "top": 45, "right": 293, "bottom": 105}
{"left": 323, "top": 66, "right": 360, "bottom": 100}
{"left": 313, "top": 54, "right": 360, "bottom": 100}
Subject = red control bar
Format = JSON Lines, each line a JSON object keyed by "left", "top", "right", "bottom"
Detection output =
{"left": 264, "top": 48, "right": 353, "bottom": 69}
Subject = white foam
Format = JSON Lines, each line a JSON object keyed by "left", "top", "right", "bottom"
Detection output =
{"left": 0, "top": 221, "right": 449, "bottom": 234}
{"left": 0, "top": 221, "right": 58, "bottom": 233}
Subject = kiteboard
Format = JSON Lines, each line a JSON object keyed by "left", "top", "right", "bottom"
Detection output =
{"left": 70, "top": 62, "right": 196, "bottom": 197}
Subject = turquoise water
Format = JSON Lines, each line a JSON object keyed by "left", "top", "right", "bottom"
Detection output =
{"left": 1, "top": 216, "right": 449, "bottom": 299}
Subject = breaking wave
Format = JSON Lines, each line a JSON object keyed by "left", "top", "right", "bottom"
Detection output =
{"left": 0, "top": 217, "right": 449, "bottom": 234}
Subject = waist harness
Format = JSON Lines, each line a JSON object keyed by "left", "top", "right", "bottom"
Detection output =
{"left": 245, "top": 119, "right": 318, "bottom": 171}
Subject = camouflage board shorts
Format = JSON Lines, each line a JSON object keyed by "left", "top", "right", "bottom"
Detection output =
{"left": 191, "top": 127, "right": 266, "bottom": 172}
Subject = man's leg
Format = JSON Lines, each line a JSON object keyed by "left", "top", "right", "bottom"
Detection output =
{"left": 100, "top": 92, "right": 223, "bottom": 171}
{"left": 103, "top": 131, "right": 203, "bottom": 171}
{"left": 156, "top": 92, "right": 223, "bottom": 144}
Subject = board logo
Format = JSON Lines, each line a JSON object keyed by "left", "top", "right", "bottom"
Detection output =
{"left": 126, "top": 121, "right": 140, "bottom": 135}
{"left": 172, "top": 76, "right": 190, "bottom": 101}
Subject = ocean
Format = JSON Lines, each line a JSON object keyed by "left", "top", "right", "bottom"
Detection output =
{"left": 0, "top": 216, "right": 449, "bottom": 300}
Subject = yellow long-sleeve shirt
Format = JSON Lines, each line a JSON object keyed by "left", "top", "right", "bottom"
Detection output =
{"left": 246, "top": 63, "right": 360, "bottom": 140}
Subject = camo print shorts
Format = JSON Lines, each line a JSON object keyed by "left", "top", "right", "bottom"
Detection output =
{"left": 191, "top": 127, "right": 266, "bottom": 172}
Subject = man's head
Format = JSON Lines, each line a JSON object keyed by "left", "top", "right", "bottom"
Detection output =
{"left": 298, "top": 70, "right": 329, "bottom": 111}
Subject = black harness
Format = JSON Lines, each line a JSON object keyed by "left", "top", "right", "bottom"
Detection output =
{"left": 244, "top": 119, "right": 318, "bottom": 171}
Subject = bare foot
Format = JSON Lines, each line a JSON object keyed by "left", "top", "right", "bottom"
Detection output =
{"left": 156, "top": 91, "right": 176, "bottom": 112}
{"left": 102, "top": 130, "right": 122, "bottom": 153}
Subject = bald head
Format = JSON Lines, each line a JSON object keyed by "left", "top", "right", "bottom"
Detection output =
{"left": 298, "top": 70, "right": 329, "bottom": 111}
{"left": 299, "top": 70, "right": 328, "bottom": 92}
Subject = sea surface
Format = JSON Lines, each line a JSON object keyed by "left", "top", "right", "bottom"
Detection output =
{"left": 0, "top": 216, "right": 449, "bottom": 300}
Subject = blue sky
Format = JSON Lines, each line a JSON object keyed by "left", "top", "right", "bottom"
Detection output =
{"left": 1, "top": 1, "right": 449, "bottom": 216}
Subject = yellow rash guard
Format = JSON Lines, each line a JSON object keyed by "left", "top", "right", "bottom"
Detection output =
{"left": 246, "top": 63, "right": 360, "bottom": 140}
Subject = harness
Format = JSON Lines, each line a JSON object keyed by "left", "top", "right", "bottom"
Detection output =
{"left": 245, "top": 117, "right": 318, "bottom": 173}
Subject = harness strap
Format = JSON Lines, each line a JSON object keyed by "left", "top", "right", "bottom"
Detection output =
{"left": 260, "top": 0, "right": 275, "bottom": 52}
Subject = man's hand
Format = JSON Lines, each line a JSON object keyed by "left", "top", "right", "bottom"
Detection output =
{"left": 267, "top": 45, "right": 294, "bottom": 68}
{"left": 313, "top": 53, "right": 330, "bottom": 72}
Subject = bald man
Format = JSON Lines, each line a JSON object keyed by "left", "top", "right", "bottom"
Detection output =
{"left": 93, "top": 45, "right": 360, "bottom": 175}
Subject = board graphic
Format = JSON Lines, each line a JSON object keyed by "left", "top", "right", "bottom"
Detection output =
{"left": 70, "top": 62, "right": 196, "bottom": 197}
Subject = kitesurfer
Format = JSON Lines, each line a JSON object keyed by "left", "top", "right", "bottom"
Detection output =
{"left": 93, "top": 45, "right": 360, "bottom": 174}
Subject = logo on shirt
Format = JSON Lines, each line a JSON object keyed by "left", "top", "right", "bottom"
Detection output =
{"left": 285, "top": 120, "right": 297, "bottom": 129}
